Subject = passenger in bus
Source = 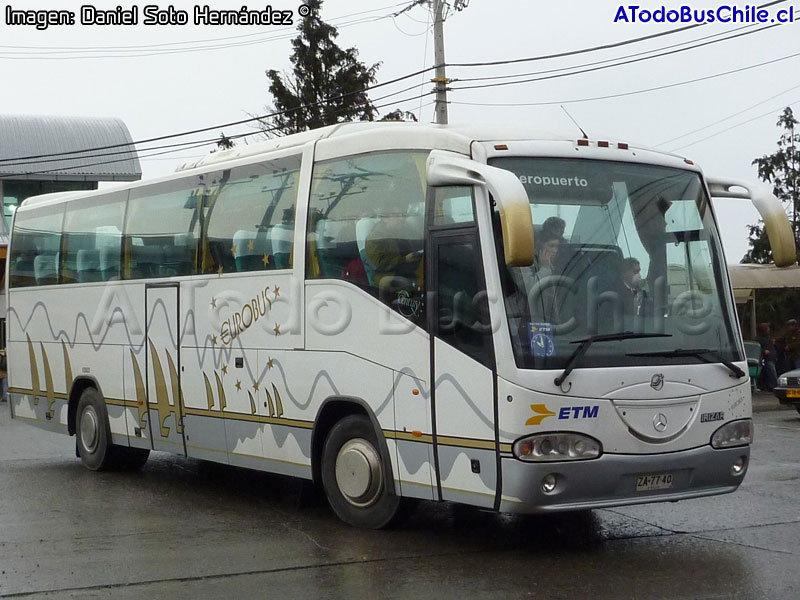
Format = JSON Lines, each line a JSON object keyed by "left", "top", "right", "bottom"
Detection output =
{"left": 615, "top": 257, "right": 645, "bottom": 317}
{"left": 541, "top": 216, "right": 566, "bottom": 243}
{"left": 364, "top": 214, "right": 423, "bottom": 291}
{"left": 527, "top": 228, "right": 562, "bottom": 322}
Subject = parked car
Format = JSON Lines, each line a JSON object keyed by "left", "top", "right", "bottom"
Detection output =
{"left": 773, "top": 369, "right": 800, "bottom": 415}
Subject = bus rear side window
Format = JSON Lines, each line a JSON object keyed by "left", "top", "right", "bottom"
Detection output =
{"left": 61, "top": 192, "right": 127, "bottom": 284}
{"left": 9, "top": 206, "right": 64, "bottom": 288}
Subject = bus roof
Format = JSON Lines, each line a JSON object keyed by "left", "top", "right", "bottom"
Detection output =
{"left": 17, "top": 121, "right": 689, "bottom": 213}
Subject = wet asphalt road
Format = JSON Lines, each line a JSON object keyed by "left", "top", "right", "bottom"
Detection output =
{"left": 0, "top": 393, "right": 798, "bottom": 599}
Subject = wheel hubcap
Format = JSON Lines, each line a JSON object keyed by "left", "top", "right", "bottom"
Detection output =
{"left": 80, "top": 406, "right": 99, "bottom": 454}
{"left": 335, "top": 438, "right": 383, "bottom": 507}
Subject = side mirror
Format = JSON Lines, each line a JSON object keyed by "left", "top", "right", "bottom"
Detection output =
{"left": 427, "top": 150, "right": 533, "bottom": 266}
{"left": 706, "top": 177, "right": 795, "bottom": 268}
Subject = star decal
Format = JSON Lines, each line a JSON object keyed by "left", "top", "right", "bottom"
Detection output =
{"left": 253, "top": 381, "right": 260, "bottom": 391}
{"left": 230, "top": 243, "right": 238, "bottom": 256}
{"left": 273, "top": 286, "right": 280, "bottom": 298}
{"left": 248, "top": 240, "right": 255, "bottom": 251}
{"left": 273, "top": 323, "right": 281, "bottom": 336}
{"left": 262, "top": 253, "right": 270, "bottom": 266}
{"left": 212, "top": 335, "right": 218, "bottom": 345}
{"left": 217, "top": 265, "right": 224, "bottom": 277}
{"left": 267, "top": 357, "right": 274, "bottom": 370}
{"left": 210, "top": 298, "right": 217, "bottom": 309}
{"left": 235, "top": 380, "right": 242, "bottom": 391}
{"left": 221, "top": 364, "right": 228, "bottom": 375}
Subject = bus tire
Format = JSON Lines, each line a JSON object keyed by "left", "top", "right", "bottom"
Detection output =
{"left": 75, "top": 387, "right": 114, "bottom": 471}
{"left": 321, "top": 414, "right": 401, "bottom": 529}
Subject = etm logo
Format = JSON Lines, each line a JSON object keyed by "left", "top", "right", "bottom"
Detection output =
{"left": 526, "top": 404, "right": 599, "bottom": 426}
{"left": 559, "top": 406, "right": 599, "bottom": 420}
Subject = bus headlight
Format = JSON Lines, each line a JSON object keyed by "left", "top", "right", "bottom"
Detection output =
{"left": 513, "top": 433, "right": 602, "bottom": 462}
{"left": 710, "top": 419, "right": 753, "bottom": 449}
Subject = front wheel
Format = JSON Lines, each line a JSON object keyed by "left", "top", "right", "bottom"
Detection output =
{"left": 321, "top": 415, "right": 401, "bottom": 528}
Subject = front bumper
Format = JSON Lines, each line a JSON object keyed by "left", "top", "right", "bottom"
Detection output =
{"left": 499, "top": 444, "right": 749, "bottom": 513}
{"left": 772, "top": 387, "right": 800, "bottom": 406}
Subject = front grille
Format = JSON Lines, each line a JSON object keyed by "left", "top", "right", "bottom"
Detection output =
{"left": 786, "top": 377, "right": 800, "bottom": 387}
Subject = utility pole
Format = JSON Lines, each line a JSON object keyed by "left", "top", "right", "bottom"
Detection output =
{"left": 432, "top": 0, "right": 449, "bottom": 125}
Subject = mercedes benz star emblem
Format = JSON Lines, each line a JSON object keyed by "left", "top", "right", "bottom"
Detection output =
{"left": 653, "top": 413, "right": 668, "bottom": 432}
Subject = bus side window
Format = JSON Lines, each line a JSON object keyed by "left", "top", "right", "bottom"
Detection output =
{"left": 307, "top": 151, "right": 428, "bottom": 323}
{"left": 123, "top": 177, "right": 202, "bottom": 280}
{"left": 202, "top": 155, "right": 301, "bottom": 275}
{"left": 9, "top": 207, "right": 64, "bottom": 288}
{"left": 61, "top": 192, "right": 127, "bottom": 284}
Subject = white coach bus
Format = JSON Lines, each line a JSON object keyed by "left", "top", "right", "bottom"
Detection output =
{"left": 6, "top": 123, "right": 793, "bottom": 528}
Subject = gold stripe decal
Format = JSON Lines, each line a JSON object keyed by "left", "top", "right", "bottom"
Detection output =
{"left": 27, "top": 334, "right": 40, "bottom": 406}
{"left": 166, "top": 351, "right": 183, "bottom": 434}
{"left": 248, "top": 391, "right": 257, "bottom": 415}
{"left": 131, "top": 350, "right": 148, "bottom": 428}
{"left": 62, "top": 342, "right": 73, "bottom": 395}
{"left": 148, "top": 340, "right": 174, "bottom": 438}
{"left": 272, "top": 384, "right": 283, "bottom": 418}
{"left": 215, "top": 372, "right": 227, "bottom": 411}
{"left": 265, "top": 387, "right": 275, "bottom": 417}
{"left": 40, "top": 343, "right": 56, "bottom": 413}
{"left": 204, "top": 373, "right": 215, "bottom": 410}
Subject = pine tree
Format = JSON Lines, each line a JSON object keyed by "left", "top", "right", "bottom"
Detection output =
{"left": 743, "top": 107, "right": 800, "bottom": 264}
{"left": 261, "top": 0, "right": 379, "bottom": 136}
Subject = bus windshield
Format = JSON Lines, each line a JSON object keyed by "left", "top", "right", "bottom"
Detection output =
{"left": 489, "top": 157, "right": 741, "bottom": 371}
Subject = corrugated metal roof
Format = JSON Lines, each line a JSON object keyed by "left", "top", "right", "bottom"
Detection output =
{"left": 728, "top": 263, "right": 800, "bottom": 290}
{"left": 0, "top": 114, "right": 141, "bottom": 181}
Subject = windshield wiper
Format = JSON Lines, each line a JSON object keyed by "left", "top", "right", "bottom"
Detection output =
{"left": 625, "top": 348, "right": 746, "bottom": 378}
{"left": 554, "top": 332, "right": 672, "bottom": 388}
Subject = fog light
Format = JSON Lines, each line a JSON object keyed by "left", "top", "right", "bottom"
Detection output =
{"left": 731, "top": 456, "right": 747, "bottom": 476}
{"left": 542, "top": 473, "right": 557, "bottom": 493}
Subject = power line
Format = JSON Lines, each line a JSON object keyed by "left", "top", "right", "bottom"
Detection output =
{"left": 667, "top": 100, "right": 800, "bottom": 152}
{"left": 449, "top": 21, "right": 783, "bottom": 91}
{"left": 452, "top": 21, "right": 764, "bottom": 84}
{"left": 0, "top": 66, "right": 438, "bottom": 165}
{"left": 1, "top": 1, "right": 792, "bottom": 165}
{"left": 11, "top": 92, "right": 435, "bottom": 176}
{"left": 656, "top": 81, "right": 800, "bottom": 147}
{"left": 448, "top": 49, "right": 800, "bottom": 107}
{"left": 445, "top": 0, "right": 789, "bottom": 69}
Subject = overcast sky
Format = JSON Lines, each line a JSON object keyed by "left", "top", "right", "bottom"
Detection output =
{"left": 2, "top": 0, "right": 797, "bottom": 262}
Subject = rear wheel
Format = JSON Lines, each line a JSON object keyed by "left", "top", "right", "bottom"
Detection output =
{"left": 76, "top": 388, "right": 113, "bottom": 471}
{"left": 76, "top": 388, "right": 150, "bottom": 471}
{"left": 321, "top": 415, "right": 401, "bottom": 528}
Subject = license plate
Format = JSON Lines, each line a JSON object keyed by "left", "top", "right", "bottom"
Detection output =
{"left": 636, "top": 473, "right": 673, "bottom": 491}
{"left": 787, "top": 389, "right": 800, "bottom": 398}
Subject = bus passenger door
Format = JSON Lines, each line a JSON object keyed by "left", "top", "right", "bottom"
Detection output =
{"left": 145, "top": 284, "right": 187, "bottom": 455}
{"left": 429, "top": 229, "right": 498, "bottom": 509}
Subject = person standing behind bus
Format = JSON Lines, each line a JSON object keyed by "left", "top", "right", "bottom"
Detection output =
{"left": 780, "top": 319, "right": 800, "bottom": 371}
{"left": 756, "top": 322, "right": 778, "bottom": 390}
